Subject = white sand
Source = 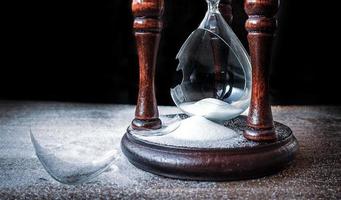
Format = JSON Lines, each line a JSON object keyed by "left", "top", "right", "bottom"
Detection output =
{"left": 168, "top": 115, "right": 238, "bottom": 141}
{"left": 179, "top": 98, "right": 243, "bottom": 121}
{"left": 135, "top": 116, "right": 245, "bottom": 148}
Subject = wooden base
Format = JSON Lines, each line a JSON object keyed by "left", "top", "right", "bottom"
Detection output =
{"left": 121, "top": 115, "right": 299, "bottom": 181}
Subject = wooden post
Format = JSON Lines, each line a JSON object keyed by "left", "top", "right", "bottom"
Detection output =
{"left": 131, "top": 0, "right": 164, "bottom": 130}
{"left": 243, "top": 0, "right": 278, "bottom": 141}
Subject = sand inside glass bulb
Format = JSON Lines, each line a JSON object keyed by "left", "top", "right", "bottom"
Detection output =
{"left": 179, "top": 98, "right": 243, "bottom": 122}
{"left": 30, "top": 124, "right": 119, "bottom": 185}
{"left": 171, "top": 0, "right": 252, "bottom": 122}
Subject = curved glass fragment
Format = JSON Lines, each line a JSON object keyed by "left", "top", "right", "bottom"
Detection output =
{"left": 30, "top": 126, "right": 119, "bottom": 185}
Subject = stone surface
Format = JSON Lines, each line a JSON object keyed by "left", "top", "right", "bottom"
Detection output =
{"left": 0, "top": 101, "right": 340, "bottom": 199}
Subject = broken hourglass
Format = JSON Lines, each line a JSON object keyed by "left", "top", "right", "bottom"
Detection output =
{"left": 171, "top": 0, "right": 252, "bottom": 122}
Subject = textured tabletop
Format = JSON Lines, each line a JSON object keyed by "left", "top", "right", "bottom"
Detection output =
{"left": 0, "top": 101, "right": 340, "bottom": 199}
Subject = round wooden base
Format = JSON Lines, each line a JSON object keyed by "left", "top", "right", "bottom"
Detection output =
{"left": 121, "top": 116, "right": 299, "bottom": 181}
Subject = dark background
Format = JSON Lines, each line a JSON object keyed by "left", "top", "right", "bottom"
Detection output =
{"left": 1, "top": 0, "right": 340, "bottom": 105}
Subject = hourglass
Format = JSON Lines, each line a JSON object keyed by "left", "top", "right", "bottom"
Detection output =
{"left": 121, "top": 0, "right": 298, "bottom": 180}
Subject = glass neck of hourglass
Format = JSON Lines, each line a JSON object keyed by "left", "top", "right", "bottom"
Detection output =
{"left": 207, "top": 0, "right": 220, "bottom": 14}
{"left": 200, "top": 0, "right": 224, "bottom": 32}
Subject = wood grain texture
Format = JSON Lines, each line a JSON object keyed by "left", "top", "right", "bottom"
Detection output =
{"left": 131, "top": 0, "right": 164, "bottom": 130}
{"left": 244, "top": 0, "right": 278, "bottom": 141}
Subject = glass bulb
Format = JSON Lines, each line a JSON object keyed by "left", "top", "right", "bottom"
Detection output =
{"left": 171, "top": 0, "right": 251, "bottom": 122}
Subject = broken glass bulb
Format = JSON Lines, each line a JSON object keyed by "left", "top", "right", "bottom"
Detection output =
{"left": 171, "top": 0, "right": 251, "bottom": 122}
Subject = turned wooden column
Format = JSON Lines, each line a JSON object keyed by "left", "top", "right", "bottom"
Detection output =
{"left": 219, "top": 0, "right": 233, "bottom": 24}
{"left": 131, "top": 0, "right": 164, "bottom": 130}
{"left": 243, "top": 0, "right": 278, "bottom": 141}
